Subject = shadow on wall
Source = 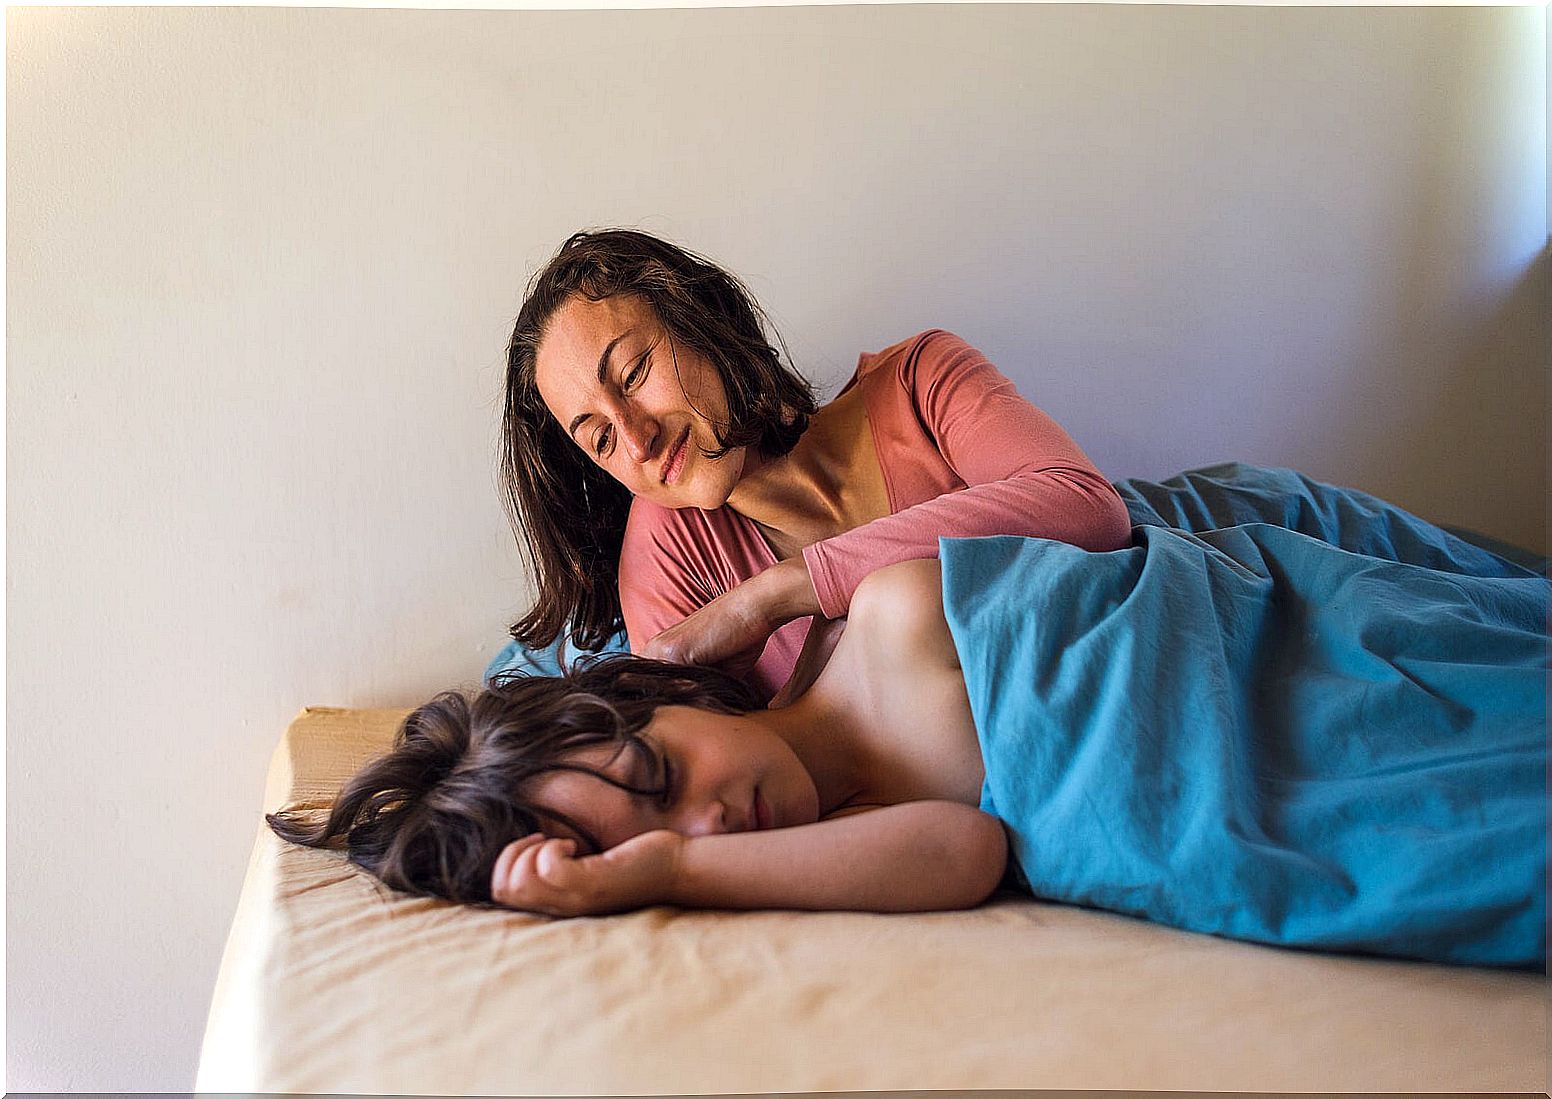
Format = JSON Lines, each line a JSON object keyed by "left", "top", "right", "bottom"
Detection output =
{"left": 1396, "top": 245, "right": 1548, "bottom": 554}
{"left": 1357, "top": 237, "right": 1550, "bottom": 557}
{"left": 1333, "top": 9, "right": 1547, "bottom": 554}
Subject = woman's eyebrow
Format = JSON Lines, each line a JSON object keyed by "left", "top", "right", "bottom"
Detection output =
{"left": 566, "top": 331, "right": 634, "bottom": 439}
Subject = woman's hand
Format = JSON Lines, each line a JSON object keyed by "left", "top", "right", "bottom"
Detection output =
{"left": 767, "top": 614, "right": 846, "bottom": 709}
{"left": 489, "top": 830, "right": 685, "bottom": 917}
{"left": 640, "top": 589, "right": 769, "bottom": 680}
{"left": 642, "top": 557, "right": 822, "bottom": 673}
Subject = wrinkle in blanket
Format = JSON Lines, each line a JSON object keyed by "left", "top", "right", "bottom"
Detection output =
{"left": 942, "top": 465, "right": 1546, "bottom": 967}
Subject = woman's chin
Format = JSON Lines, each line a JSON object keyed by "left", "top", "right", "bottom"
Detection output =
{"left": 661, "top": 484, "right": 726, "bottom": 511}
{"left": 667, "top": 464, "right": 742, "bottom": 511}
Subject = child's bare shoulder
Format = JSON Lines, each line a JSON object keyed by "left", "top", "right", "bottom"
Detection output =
{"left": 852, "top": 559, "right": 942, "bottom": 617}
{"left": 849, "top": 560, "right": 959, "bottom": 667}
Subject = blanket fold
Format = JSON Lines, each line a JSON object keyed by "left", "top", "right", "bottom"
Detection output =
{"left": 942, "top": 464, "right": 1546, "bottom": 967}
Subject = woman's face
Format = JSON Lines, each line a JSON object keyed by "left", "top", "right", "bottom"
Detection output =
{"left": 534, "top": 294, "right": 747, "bottom": 510}
{"left": 527, "top": 706, "right": 821, "bottom": 852}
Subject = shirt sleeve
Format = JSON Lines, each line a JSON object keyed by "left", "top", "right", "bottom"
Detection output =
{"left": 617, "top": 501, "right": 723, "bottom": 654}
{"left": 802, "top": 330, "right": 1132, "bottom": 618}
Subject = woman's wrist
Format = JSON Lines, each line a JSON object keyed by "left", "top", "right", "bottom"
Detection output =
{"left": 744, "top": 557, "right": 822, "bottom": 629}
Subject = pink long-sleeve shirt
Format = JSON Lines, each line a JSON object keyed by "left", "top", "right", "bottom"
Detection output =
{"left": 618, "top": 329, "right": 1132, "bottom": 700}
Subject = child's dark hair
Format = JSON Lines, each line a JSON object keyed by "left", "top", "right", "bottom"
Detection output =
{"left": 266, "top": 654, "right": 760, "bottom": 905}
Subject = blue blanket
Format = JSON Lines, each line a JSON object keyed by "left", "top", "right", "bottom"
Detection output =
{"left": 941, "top": 464, "right": 1547, "bottom": 967}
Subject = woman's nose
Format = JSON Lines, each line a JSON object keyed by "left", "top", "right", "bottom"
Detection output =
{"left": 615, "top": 404, "right": 659, "bottom": 464}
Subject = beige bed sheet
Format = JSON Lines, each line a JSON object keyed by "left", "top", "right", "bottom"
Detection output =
{"left": 197, "top": 706, "right": 1548, "bottom": 1095}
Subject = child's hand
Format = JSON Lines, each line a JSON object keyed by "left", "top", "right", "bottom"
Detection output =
{"left": 489, "top": 830, "right": 685, "bottom": 917}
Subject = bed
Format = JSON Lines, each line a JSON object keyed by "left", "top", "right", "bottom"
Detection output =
{"left": 196, "top": 701, "right": 1547, "bottom": 1094}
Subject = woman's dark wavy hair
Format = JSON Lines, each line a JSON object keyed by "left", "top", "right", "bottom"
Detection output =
{"left": 502, "top": 228, "right": 818, "bottom": 652}
{"left": 266, "top": 654, "right": 759, "bottom": 905}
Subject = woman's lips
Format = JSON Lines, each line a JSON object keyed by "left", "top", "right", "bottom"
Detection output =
{"left": 661, "top": 429, "right": 690, "bottom": 485}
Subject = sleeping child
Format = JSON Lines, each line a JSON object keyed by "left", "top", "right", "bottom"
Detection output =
{"left": 271, "top": 558, "right": 1007, "bottom": 915}
{"left": 271, "top": 467, "right": 1548, "bottom": 968}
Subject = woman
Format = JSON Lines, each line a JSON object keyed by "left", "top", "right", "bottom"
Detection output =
{"left": 501, "top": 229, "right": 1131, "bottom": 700}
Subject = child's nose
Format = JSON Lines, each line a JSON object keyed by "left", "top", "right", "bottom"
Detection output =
{"left": 679, "top": 800, "right": 728, "bottom": 838}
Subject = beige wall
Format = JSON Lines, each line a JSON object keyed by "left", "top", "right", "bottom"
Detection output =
{"left": 7, "top": 5, "right": 1546, "bottom": 1090}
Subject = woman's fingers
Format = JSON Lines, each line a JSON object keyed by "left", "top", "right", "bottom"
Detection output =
{"left": 640, "top": 623, "right": 698, "bottom": 664}
{"left": 647, "top": 557, "right": 820, "bottom": 669}
{"left": 644, "top": 597, "right": 767, "bottom": 670}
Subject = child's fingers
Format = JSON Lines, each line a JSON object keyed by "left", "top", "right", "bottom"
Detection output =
{"left": 493, "top": 833, "right": 545, "bottom": 879}
{"left": 535, "top": 837, "right": 579, "bottom": 883}
{"left": 499, "top": 841, "right": 554, "bottom": 908}
{"left": 491, "top": 835, "right": 598, "bottom": 916}
{"left": 490, "top": 834, "right": 548, "bottom": 901}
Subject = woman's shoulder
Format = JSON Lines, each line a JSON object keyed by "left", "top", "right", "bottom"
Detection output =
{"left": 852, "top": 330, "right": 988, "bottom": 408}
{"left": 856, "top": 329, "right": 975, "bottom": 377}
{"left": 623, "top": 498, "right": 737, "bottom": 558}
{"left": 850, "top": 329, "right": 999, "bottom": 436}
{"left": 620, "top": 498, "right": 773, "bottom": 593}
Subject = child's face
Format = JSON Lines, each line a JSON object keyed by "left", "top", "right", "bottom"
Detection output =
{"left": 529, "top": 705, "right": 820, "bottom": 852}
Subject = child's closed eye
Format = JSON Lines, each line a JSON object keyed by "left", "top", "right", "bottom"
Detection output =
{"left": 656, "top": 749, "right": 677, "bottom": 808}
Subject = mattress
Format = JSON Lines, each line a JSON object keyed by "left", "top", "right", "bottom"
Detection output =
{"left": 196, "top": 705, "right": 1548, "bottom": 1094}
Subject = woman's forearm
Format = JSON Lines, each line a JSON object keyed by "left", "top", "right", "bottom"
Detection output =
{"left": 739, "top": 555, "right": 822, "bottom": 628}
{"left": 664, "top": 801, "right": 1008, "bottom": 912}
{"left": 803, "top": 467, "right": 1131, "bottom": 618}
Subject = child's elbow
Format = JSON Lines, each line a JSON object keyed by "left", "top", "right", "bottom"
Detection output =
{"left": 925, "top": 806, "right": 1009, "bottom": 909}
{"left": 958, "top": 810, "right": 1011, "bottom": 907}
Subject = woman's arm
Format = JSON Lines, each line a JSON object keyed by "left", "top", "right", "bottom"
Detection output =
{"left": 803, "top": 330, "right": 1132, "bottom": 619}
{"left": 490, "top": 800, "right": 1008, "bottom": 917}
{"left": 637, "top": 554, "right": 818, "bottom": 675}
{"left": 638, "top": 332, "right": 1129, "bottom": 668}
{"left": 618, "top": 500, "right": 810, "bottom": 700}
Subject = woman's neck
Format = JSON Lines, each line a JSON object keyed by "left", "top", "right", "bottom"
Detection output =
{"left": 725, "top": 388, "right": 887, "bottom": 558}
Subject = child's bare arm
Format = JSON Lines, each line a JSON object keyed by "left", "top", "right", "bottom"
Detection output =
{"left": 491, "top": 801, "right": 1008, "bottom": 917}
{"left": 671, "top": 800, "right": 1007, "bottom": 912}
